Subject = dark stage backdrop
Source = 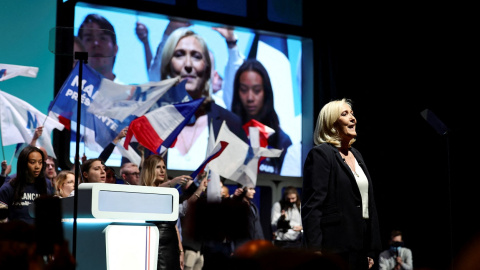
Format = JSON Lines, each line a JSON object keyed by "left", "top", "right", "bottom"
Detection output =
{"left": 311, "top": 4, "right": 477, "bottom": 270}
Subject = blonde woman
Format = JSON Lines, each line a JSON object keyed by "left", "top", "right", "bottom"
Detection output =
{"left": 140, "top": 154, "right": 190, "bottom": 270}
{"left": 54, "top": 170, "right": 75, "bottom": 198}
{"left": 302, "top": 98, "right": 381, "bottom": 270}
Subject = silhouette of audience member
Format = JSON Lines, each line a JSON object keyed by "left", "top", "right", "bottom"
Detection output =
{"left": 221, "top": 185, "right": 230, "bottom": 198}
{"left": 232, "top": 185, "right": 264, "bottom": 249}
{"left": 78, "top": 13, "right": 118, "bottom": 81}
{"left": 378, "top": 230, "right": 413, "bottom": 270}
{"left": 179, "top": 174, "right": 208, "bottom": 270}
{"left": 231, "top": 59, "right": 292, "bottom": 175}
{"left": 0, "top": 220, "right": 76, "bottom": 269}
{"left": 271, "top": 186, "right": 303, "bottom": 249}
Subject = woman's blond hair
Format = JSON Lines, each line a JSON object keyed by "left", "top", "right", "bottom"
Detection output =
{"left": 160, "top": 27, "right": 212, "bottom": 100}
{"left": 313, "top": 98, "right": 356, "bottom": 147}
{"left": 140, "top": 155, "right": 167, "bottom": 186}
{"left": 54, "top": 170, "right": 75, "bottom": 197}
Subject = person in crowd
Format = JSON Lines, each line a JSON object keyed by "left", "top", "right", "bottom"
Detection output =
{"left": 54, "top": 170, "right": 75, "bottom": 198}
{"left": 98, "top": 126, "right": 128, "bottom": 164}
{"left": 301, "top": 98, "right": 381, "bottom": 270}
{"left": 211, "top": 26, "right": 245, "bottom": 111}
{"left": 1, "top": 127, "right": 52, "bottom": 186}
{"left": 80, "top": 158, "right": 106, "bottom": 183}
{"left": 159, "top": 27, "right": 247, "bottom": 168}
{"left": 178, "top": 174, "right": 208, "bottom": 270}
{"left": 232, "top": 185, "right": 264, "bottom": 249}
{"left": 231, "top": 59, "right": 292, "bottom": 175}
{"left": 379, "top": 230, "right": 413, "bottom": 270}
{"left": 221, "top": 185, "right": 230, "bottom": 198}
{"left": 104, "top": 166, "right": 117, "bottom": 184}
{"left": 0, "top": 145, "right": 54, "bottom": 224}
{"left": 78, "top": 13, "right": 118, "bottom": 81}
{"left": 271, "top": 186, "right": 303, "bottom": 249}
{"left": 208, "top": 50, "right": 226, "bottom": 108}
{"left": 119, "top": 162, "right": 141, "bottom": 185}
{"left": 45, "top": 156, "right": 58, "bottom": 185}
{"left": 140, "top": 154, "right": 191, "bottom": 270}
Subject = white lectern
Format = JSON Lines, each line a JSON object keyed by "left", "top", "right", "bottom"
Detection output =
{"left": 61, "top": 183, "right": 179, "bottom": 270}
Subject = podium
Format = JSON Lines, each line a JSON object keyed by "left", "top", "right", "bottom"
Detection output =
{"left": 61, "top": 183, "right": 179, "bottom": 270}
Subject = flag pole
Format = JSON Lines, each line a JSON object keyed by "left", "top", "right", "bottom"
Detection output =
{"left": 71, "top": 51, "right": 87, "bottom": 259}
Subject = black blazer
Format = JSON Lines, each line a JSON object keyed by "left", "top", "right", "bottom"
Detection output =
{"left": 301, "top": 143, "right": 381, "bottom": 254}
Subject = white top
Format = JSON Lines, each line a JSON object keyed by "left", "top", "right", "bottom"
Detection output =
{"left": 354, "top": 158, "right": 369, "bottom": 219}
{"left": 167, "top": 115, "right": 209, "bottom": 171}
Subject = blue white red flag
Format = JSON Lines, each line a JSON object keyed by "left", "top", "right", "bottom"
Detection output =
{"left": 124, "top": 98, "right": 205, "bottom": 155}
{"left": 88, "top": 77, "right": 181, "bottom": 122}
{"left": 48, "top": 62, "right": 130, "bottom": 151}
{"left": 208, "top": 121, "right": 282, "bottom": 187}
{"left": 190, "top": 140, "right": 228, "bottom": 180}
{"left": 242, "top": 119, "right": 275, "bottom": 148}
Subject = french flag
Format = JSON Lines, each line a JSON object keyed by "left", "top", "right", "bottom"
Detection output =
{"left": 124, "top": 98, "right": 205, "bottom": 154}
{"left": 190, "top": 140, "right": 229, "bottom": 180}
{"left": 242, "top": 119, "right": 275, "bottom": 148}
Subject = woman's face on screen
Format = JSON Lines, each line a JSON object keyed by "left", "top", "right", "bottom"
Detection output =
{"left": 238, "top": 70, "right": 265, "bottom": 117}
{"left": 169, "top": 36, "right": 207, "bottom": 99}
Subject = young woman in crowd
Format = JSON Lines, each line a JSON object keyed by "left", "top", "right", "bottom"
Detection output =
{"left": 0, "top": 146, "right": 54, "bottom": 224}
{"left": 140, "top": 154, "right": 190, "bottom": 270}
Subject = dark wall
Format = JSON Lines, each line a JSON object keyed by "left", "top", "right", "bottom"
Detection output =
{"left": 310, "top": 3, "right": 477, "bottom": 270}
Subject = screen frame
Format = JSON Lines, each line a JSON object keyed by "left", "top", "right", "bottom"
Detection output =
{"left": 54, "top": 0, "right": 314, "bottom": 185}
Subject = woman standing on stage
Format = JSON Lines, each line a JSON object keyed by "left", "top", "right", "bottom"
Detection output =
{"left": 301, "top": 98, "right": 381, "bottom": 270}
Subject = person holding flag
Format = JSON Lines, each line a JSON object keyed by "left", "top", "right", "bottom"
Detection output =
{"left": 0, "top": 146, "right": 54, "bottom": 224}
{"left": 140, "top": 154, "right": 191, "bottom": 270}
{"left": 231, "top": 59, "right": 292, "bottom": 175}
